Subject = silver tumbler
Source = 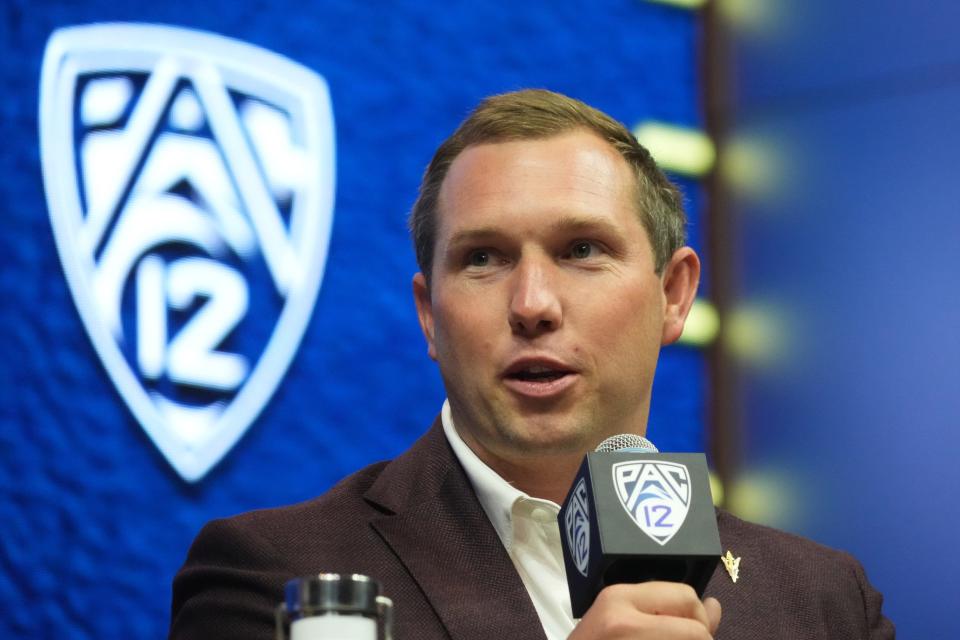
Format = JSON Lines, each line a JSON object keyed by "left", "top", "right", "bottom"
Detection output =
{"left": 275, "top": 573, "right": 393, "bottom": 640}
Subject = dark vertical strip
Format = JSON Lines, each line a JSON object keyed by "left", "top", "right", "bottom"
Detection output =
{"left": 700, "top": 3, "right": 740, "bottom": 504}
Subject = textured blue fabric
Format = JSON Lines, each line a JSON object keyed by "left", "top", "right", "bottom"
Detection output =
{"left": 0, "top": 1, "right": 705, "bottom": 636}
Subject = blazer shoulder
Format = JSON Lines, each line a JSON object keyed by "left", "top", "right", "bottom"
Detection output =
{"left": 712, "top": 509, "right": 894, "bottom": 640}
{"left": 717, "top": 508, "right": 860, "bottom": 566}
{"left": 203, "top": 458, "right": 393, "bottom": 552}
{"left": 170, "top": 460, "right": 393, "bottom": 640}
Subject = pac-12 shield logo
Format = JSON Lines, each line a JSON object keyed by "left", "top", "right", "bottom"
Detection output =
{"left": 612, "top": 461, "right": 690, "bottom": 546}
{"left": 564, "top": 477, "right": 591, "bottom": 576}
{"left": 39, "top": 24, "right": 335, "bottom": 482}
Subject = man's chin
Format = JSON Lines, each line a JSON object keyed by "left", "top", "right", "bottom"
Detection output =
{"left": 498, "top": 424, "right": 594, "bottom": 458}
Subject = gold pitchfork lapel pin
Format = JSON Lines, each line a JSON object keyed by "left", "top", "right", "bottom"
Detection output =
{"left": 722, "top": 550, "right": 741, "bottom": 583}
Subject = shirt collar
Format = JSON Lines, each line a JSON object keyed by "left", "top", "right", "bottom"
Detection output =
{"left": 441, "top": 399, "right": 559, "bottom": 550}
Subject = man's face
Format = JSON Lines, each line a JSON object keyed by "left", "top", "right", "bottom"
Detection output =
{"left": 413, "top": 130, "right": 695, "bottom": 472}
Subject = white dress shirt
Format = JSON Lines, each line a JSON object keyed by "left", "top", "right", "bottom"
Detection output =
{"left": 441, "top": 400, "right": 577, "bottom": 640}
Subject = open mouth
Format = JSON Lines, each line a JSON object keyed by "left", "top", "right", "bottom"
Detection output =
{"left": 502, "top": 360, "right": 577, "bottom": 398}
{"left": 506, "top": 366, "right": 569, "bottom": 383}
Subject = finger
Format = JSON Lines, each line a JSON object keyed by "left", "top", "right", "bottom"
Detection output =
{"left": 633, "top": 612, "right": 717, "bottom": 640}
{"left": 606, "top": 582, "right": 712, "bottom": 629}
{"left": 703, "top": 597, "right": 722, "bottom": 634}
{"left": 573, "top": 601, "right": 714, "bottom": 640}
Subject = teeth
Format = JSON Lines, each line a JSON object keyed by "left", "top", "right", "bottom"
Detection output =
{"left": 525, "top": 365, "right": 553, "bottom": 374}
{"left": 506, "top": 362, "right": 571, "bottom": 381}
{"left": 515, "top": 367, "right": 564, "bottom": 381}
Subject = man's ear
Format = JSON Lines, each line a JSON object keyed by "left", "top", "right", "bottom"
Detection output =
{"left": 413, "top": 272, "right": 437, "bottom": 361}
{"left": 660, "top": 247, "right": 701, "bottom": 345}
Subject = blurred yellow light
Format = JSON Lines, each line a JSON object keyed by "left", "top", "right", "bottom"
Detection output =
{"left": 723, "top": 302, "right": 790, "bottom": 368}
{"left": 717, "top": 0, "right": 781, "bottom": 35}
{"left": 646, "top": 0, "right": 709, "bottom": 8}
{"left": 725, "top": 469, "right": 803, "bottom": 530}
{"left": 720, "top": 134, "right": 787, "bottom": 206}
{"left": 678, "top": 298, "right": 720, "bottom": 347}
{"left": 708, "top": 470, "right": 724, "bottom": 506}
{"left": 633, "top": 121, "right": 716, "bottom": 177}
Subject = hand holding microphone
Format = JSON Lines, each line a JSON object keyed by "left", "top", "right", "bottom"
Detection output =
{"left": 569, "top": 582, "right": 721, "bottom": 640}
{"left": 559, "top": 435, "right": 722, "bottom": 638}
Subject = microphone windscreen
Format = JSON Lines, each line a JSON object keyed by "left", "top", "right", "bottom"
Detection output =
{"left": 594, "top": 433, "right": 658, "bottom": 453}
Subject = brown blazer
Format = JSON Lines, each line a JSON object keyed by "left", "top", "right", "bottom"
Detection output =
{"left": 170, "top": 420, "right": 894, "bottom": 639}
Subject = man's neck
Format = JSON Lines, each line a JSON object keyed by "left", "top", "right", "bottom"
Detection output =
{"left": 453, "top": 426, "right": 586, "bottom": 505}
{"left": 477, "top": 451, "right": 584, "bottom": 505}
{"left": 440, "top": 402, "right": 586, "bottom": 504}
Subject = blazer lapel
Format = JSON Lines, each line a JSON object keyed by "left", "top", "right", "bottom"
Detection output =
{"left": 366, "top": 421, "right": 546, "bottom": 640}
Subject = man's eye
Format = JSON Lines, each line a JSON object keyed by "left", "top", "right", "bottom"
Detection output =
{"left": 467, "top": 250, "right": 491, "bottom": 267}
{"left": 568, "top": 241, "right": 596, "bottom": 259}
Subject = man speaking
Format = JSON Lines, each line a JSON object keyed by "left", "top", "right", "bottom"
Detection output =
{"left": 170, "top": 90, "right": 893, "bottom": 639}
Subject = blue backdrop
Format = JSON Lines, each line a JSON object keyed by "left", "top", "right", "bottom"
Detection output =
{"left": 0, "top": 2, "right": 706, "bottom": 637}
{"left": 722, "top": 2, "right": 960, "bottom": 635}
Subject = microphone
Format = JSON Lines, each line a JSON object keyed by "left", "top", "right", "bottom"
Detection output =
{"left": 558, "top": 434, "right": 721, "bottom": 618}
{"left": 593, "top": 433, "right": 658, "bottom": 454}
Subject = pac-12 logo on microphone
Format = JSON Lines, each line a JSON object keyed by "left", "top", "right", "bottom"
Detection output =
{"left": 39, "top": 23, "right": 335, "bottom": 482}
{"left": 564, "top": 477, "right": 591, "bottom": 576}
{"left": 612, "top": 461, "right": 690, "bottom": 546}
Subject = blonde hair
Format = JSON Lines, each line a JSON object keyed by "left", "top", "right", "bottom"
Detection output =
{"left": 409, "top": 89, "right": 686, "bottom": 282}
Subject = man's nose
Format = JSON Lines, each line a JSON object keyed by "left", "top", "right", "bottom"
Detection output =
{"left": 508, "top": 258, "right": 562, "bottom": 337}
